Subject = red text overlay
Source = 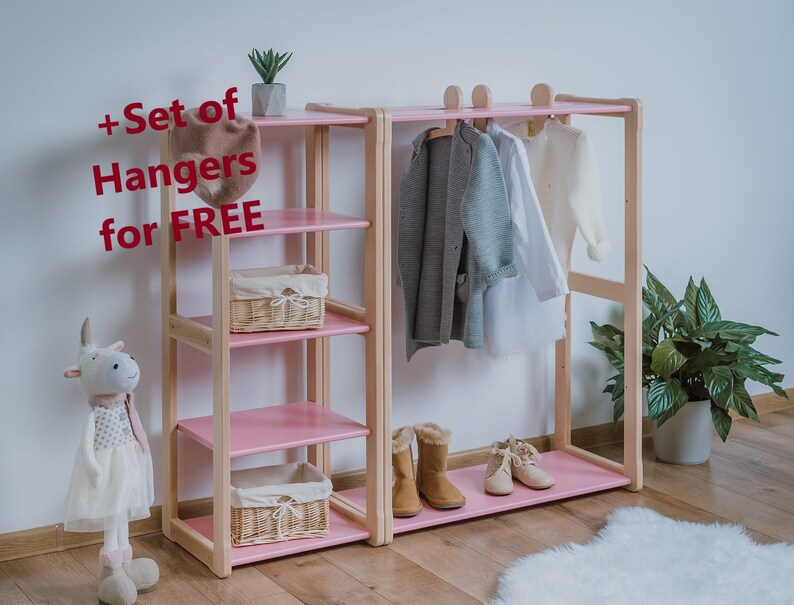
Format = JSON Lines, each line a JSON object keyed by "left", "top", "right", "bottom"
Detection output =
{"left": 93, "top": 87, "right": 263, "bottom": 251}
{"left": 98, "top": 199, "right": 265, "bottom": 251}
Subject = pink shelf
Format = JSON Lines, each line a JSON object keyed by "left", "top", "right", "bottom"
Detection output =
{"left": 342, "top": 450, "right": 630, "bottom": 533}
{"left": 389, "top": 101, "right": 632, "bottom": 123}
{"left": 182, "top": 208, "right": 370, "bottom": 239}
{"left": 184, "top": 509, "right": 370, "bottom": 566}
{"left": 177, "top": 401, "right": 370, "bottom": 457}
{"left": 190, "top": 310, "right": 370, "bottom": 347}
{"left": 239, "top": 109, "right": 369, "bottom": 127}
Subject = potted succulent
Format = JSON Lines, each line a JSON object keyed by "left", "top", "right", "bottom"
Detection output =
{"left": 248, "top": 47, "right": 292, "bottom": 117}
{"left": 590, "top": 268, "right": 786, "bottom": 464}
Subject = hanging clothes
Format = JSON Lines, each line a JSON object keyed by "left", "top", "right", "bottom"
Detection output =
{"left": 482, "top": 120, "right": 569, "bottom": 357}
{"left": 398, "top": 120, "right": 516, "bottom": 361}
{"left": 504, "top": 118, "right": 610, "bottom": 275}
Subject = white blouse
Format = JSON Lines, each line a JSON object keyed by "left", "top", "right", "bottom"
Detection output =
{"left": 483, "top": 121, "right": 569, "bottom": 357}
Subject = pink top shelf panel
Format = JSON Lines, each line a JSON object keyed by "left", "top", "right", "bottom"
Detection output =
{"left": 191, "top": 309, "right": 370, "bottom": 347}
{"left": 240, "top": 109, "right": 369, "bottom": 127}
{"left": 342, "top": 450, "right": 630, "bottom": 533}
{"left": 184, "top": 509, "right": 370, "bottom": 566}
{"left": 183, "top": 208, "right": 370, "bottom": 239}
{"left": 388, "top": 101, "right": 632, "bottom": 123}
{"left": 177, "top": 401, "right": 370, "bottom": 457}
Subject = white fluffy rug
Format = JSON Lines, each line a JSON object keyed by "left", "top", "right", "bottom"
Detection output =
{"left": 490, "top": 507, "right": 794, "bottom": 605}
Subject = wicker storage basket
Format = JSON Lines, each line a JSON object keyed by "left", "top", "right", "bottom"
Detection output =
{"left": 230, "top": 462, "right": 332, "bottom": 546}
{"left": 229, "top": 265, "right": 328, "bottom": 332}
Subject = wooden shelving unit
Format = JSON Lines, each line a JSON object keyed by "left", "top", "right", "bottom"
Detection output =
{"left": 161, "top": 87, "right": 642, "bottom": 578}
{"left": 160, "top": 108, "right": 391, "bottom": 578}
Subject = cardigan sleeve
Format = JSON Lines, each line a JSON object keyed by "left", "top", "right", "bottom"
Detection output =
{"left": 461, "top": 137, "right": 517, "bottom": 286}
{"left": 569, "top": 131, "right": 610, "bottom": 262}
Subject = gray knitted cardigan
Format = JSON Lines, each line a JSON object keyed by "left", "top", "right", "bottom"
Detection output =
{"left": 398, "top": 121, "right": 516, "bottom": 361}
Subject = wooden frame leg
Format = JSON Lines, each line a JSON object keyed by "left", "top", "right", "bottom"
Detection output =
{"left": 554, "top": 294, "right": 572, "bottom": 450}
{"left": 305, "top": 124, "right": 331, "bottom": 475}
{"left": 363, "top": 108, "right": 391, "bottom": 546}
{"left": 622, "top": 100, "right": 644, "bottom": 492}
{"left": 211, "top": 230, "right": 231, "bottom": 578}
{"left": 380, "top": 109, "right": 393, "bottom": 545}
{"left": 160, "top": 130, "right": 178, "bottom": 540}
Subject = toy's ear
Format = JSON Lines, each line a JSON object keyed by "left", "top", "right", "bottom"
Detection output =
{"left": 110, "top": 341, "right": 124, "bottom": 352}
{"left": 64, "top": 366, "right": 81, "bottom": 378}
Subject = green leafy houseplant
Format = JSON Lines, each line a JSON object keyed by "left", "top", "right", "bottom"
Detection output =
{"left": 248, "top": 48, "right": 292, "bottom": 84}
{"left": 589, "top": 268, "right": 787, "bottom": 441}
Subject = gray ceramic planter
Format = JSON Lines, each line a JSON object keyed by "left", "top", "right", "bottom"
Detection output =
{"left": 651, "top": 400, "right": 713, "bottom": 465}
{"left": 252, "top": 83, "right": 286, "bottom": 117}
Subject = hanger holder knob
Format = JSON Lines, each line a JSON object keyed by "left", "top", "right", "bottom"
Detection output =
{"left": 531, "top": 83, "right": 555, "bottom": 107}
{"left": 443, "top": 85, "right": 464, "bottom": 110}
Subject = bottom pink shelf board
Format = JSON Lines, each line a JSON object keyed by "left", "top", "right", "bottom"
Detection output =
{"left": 183, "top": 510, "right": 370, "bottom": 566}
{"left": 342, "top": 450, "right": 630, "bottom": 533}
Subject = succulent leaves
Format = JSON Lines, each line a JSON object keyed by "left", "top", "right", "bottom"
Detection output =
{"left": 248, "top": 48, "right": 292, "bottom": 84}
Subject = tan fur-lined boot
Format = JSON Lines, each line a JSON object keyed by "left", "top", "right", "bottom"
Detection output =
{"left": 392, "top": 426, "right": 423, "bottom": 517}
{"left": 413, "top": 423, "right": 466, "bottom": 509}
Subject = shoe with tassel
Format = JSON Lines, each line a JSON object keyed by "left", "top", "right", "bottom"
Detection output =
{"left": 507, "top": 435, "right": 555, "bottom": 489}
{"left": 484, "top": 441, "right": 520, "bottom": 496}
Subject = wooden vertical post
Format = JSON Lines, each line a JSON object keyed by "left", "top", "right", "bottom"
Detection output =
{"left": 305, "top": 124, "right": 331, "bottom": 475}
{"left": 363, "top": 108, "right": 391, "bottom": 546}
{"left": 211, "top": 230, "right": 231, "bottom": 577}
{"left": 160, "top": 130, "right": 178, "bottom": 539}
{"left": 554, "top": 294, "right": 572, "bottom": 449}
{"left": 622, "top": 99, "right": 644, "bottom": 491}
{"left": 549, "top": 88, "right": 572, "bottom": 452}
{"left": 380, "top": 109, "right": 393, "bottom": 545}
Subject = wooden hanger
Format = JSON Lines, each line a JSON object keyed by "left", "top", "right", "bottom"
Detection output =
{"left": 427, "top": 85, "right": 464, "bottom": 140}
{"left": 471, "top": 84, "right": 492, "bottom": 133}
{"left": 527, "top": 83, "right": 555, "bottom": 136}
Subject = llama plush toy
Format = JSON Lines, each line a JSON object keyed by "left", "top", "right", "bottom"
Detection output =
{"left": 63, "top": 318, "right": 158, "bottom": 605}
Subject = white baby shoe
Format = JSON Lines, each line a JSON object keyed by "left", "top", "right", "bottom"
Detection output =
{"left": 484, "top": 441, "right": 521, "bottom": 495}
{"left": 507, "top": 435, "right": 555, "bottom": 489}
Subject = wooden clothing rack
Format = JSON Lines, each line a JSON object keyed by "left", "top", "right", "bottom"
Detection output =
{"left": 160, "top": 83, "right": 642, "bottom": 577}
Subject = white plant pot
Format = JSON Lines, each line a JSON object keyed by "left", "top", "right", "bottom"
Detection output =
{"left": 651, "top": 400, "right": 713, "bottom": 465}
{"left": 252, "top": 83, "right": 286, "bottom": 117}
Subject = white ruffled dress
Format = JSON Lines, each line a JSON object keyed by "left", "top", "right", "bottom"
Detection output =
{"left": 64, "top": 404, "right": 154, "bottom": 532}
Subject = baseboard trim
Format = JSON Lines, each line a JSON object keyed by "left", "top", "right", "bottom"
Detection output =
{"left": 0, "top": 510, "right": 162, "bottom": 564}
{"left": 730, "top": 388, "right": 792, "bottom": 417}
{"left": 2, "top": 390, "right": 790, "bottom": 563}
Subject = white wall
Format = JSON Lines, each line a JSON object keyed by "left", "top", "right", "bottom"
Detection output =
{"left": 1, "top": 0, "right": 792, "bottom": 533}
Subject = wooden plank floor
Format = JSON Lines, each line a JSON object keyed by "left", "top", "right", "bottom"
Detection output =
{"left": 4, "top": 408, "right": 794, "bottom": 604}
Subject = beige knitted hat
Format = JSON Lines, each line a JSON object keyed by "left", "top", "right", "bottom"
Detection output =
{"left": 169, "top": 107, "right": 261, "bottom": 208}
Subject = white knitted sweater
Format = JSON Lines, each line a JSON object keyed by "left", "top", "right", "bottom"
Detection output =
{"left": 504, "top": 118, "right": 610, "bottom": 274}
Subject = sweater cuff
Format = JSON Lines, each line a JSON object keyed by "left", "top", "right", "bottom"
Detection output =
{"left": 587, "top": 238, "right": 611, "bottom": 262}
{"left": 484, "top": 263, "right": 518, "bottom": 286}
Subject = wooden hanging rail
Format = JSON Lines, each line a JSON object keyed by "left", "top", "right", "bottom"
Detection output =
{"left": 386, "top": 100, "right": 633, "bottom": 122}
